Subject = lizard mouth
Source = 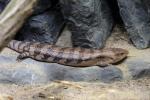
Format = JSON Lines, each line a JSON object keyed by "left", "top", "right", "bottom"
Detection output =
{"left": 113, "top": 53, "right": 128, "bottom": 64}
{"left": 97, "top": 56, "right": 114, "bottom": 65}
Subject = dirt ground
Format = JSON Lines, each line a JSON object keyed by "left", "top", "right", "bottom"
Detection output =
{"left": 0, "top": 26, "right": 150, "bottom": 100}
{"left": 0, "top": 78, "right": 150, "bottom": 100}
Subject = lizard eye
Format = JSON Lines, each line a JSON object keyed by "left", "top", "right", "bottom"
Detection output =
{"left": 116, "top": 52, "right": 127, "bottom": 57}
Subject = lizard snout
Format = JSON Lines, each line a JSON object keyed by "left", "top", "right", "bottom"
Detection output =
{"left": 113, "top": 48, "right": 129, "bottom": 63}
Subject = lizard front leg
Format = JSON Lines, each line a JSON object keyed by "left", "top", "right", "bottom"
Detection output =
{"left": 16, "top": 52, "right": 30, "bottom": 62}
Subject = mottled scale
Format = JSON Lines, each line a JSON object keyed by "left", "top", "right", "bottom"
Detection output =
{"left": 61, "top": 48, "right": 74, "bottom": 59}
{"left": 82, "top": 48, "right": 94, "bottom": 60}
{"left": 7, "top": 40, "right": 129, "bottom": 67}
{"left": 50, "top": 46, "right": 61, "bottom": 57}
{"left": 47, "top": 57, "right": 55, "bottom": 62}
{"left": 14, "top": 41, "right": 22, "bottom": 51}
{"left": 64, "top": 48, "right": 76, "bottom": 64}
{"left": 7, "top": 40, "right": 30, "bottom": 53}
{"left": 53, "top": 48, "right": 65, "bottom": 63}
{"left": 29, "top": 42, "right": 41, "bottom": 56}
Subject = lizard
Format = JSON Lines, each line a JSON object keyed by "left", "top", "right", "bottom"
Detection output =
{"left": 7, "top": 40, "right": 128, "bottom": 67}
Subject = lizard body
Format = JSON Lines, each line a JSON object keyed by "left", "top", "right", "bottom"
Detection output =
{"left": 8, "top": 40, "right": 128, "bottom": 67}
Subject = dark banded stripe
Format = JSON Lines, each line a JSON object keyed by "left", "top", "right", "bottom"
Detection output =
{"left": 18, "top": 42, "right": 26, "bottom": 52}
{"left": 40, "top": 45, "right": 53, "bottom": 61}
{"left": 47, "top": 45, "right": 57, "bottom": 57}
{"left": 76, "top": 59, "right": 83, "bottom": 64}
{"left": 64, "top": 48, "right": 76, "bottom": 64}
{"left": 43, "top": 53, "right": 51, "bottom": 61}
{"left": 12, "top": 40, "right": 16, "bottom": 49}
{"left": 53, "top": 48, "right": 65, "bottom": 63}
{"left": 23, "top": 42, "right": 30, "bottom": 52}
{"left": 14, "top": 41, "right": 22, "bottom": 52}
{"left": 28, "top": 42, "right": 41, "bottom": 56}
{"left": 79, "top": 48, "right": 85, "bottom": 60}
{"left": 34, "top": 43, "right": 44, "bottom": 57}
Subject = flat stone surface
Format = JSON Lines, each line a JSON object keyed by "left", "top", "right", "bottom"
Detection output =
{"left": 126, "top": 59, "right": 150, "bottom": 79}
{"left": 0, "top": 26, "right": 150, "bottom": 84}
{"left": 0, "top": 55, "right": 123, "bottom": 84}
{"left": 64, "top": 66, "right": 123, "bottom": 83}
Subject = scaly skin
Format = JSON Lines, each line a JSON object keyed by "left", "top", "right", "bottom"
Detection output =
{"left": 7, "top": 40, "right": 128, "bottom": 67}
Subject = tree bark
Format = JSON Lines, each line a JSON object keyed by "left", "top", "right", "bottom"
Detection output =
{"left": 0, "top": 0, "right": 38, "bottom": 50}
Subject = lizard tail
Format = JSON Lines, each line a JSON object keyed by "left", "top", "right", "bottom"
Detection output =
{"left": 7, "top": 40, "right": 29, "bottom": 53}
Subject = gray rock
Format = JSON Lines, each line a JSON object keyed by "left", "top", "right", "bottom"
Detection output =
{"left": 0, "top": 67, "right": 47, "bottom": 84}
{"left": 60, "top": 0, "right": 114, "bottom": 48}
{"left": 64, "top": 66, "right": 123, "bottom": 83}
{"left": 98, "top": 66, "right": 123, "bottom": 83}
{"left": 33, "top": 0, "right": 54, "bottom": 15}
{"left": 15, "top": 0, "right": 65, "bottom": 44}
{"left": 0, "top": 56, "right": 49, "bottom": 84}
{"left": 0, "top": 0, "right": 10, "bottom": 13}
{"left": 117, "top": 0, "right": 150, "bottom": 49}
{"left": 143, "top": 0, "right": 150, "bottom": 14}
{"left": 16, "top": 10, "right": 65, "bottom": 44}
{"left": 0, "top": 55, "right": 123, "bottom": 84}
{"left": 127, "top": 60, "right": 150, "bottom": 79}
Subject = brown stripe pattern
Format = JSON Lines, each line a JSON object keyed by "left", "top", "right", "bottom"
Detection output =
{"left": 7, "top": 40, "right": 128, "bottom": 67}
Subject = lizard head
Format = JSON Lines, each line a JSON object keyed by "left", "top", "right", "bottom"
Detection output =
{"left": 96, "top": 48, "right": 129, "bottom": 66}
{"left": 109, "top": 48, "right": 129, "bottom": 64}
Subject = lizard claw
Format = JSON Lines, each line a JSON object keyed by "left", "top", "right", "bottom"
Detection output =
{"left": 16, "top": 55, "right": 23, "bottom": 62}
{"left": 16, "top": 58, "right": 23, "bottom": 62}
{"left": 16, "top": 52, "right": 29, "bottom": 62}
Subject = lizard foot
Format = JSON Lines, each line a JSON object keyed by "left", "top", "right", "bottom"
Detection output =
{"left": 16, "top": 52, "right": 29, "bottom": 62}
